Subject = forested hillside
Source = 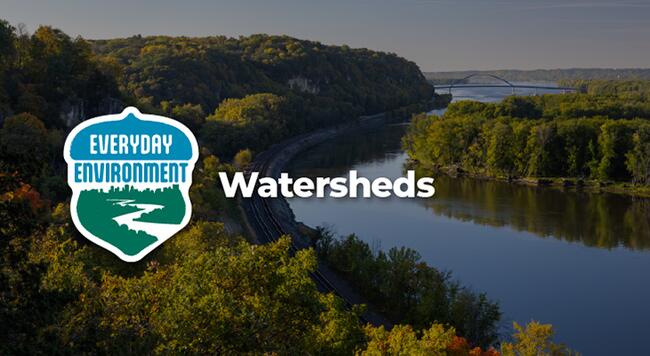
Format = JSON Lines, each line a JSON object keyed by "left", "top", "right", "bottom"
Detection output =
{"left": 92, "top": 34, "right": 433, "bottom": 117}
{"left": 0, "top": 20, "right": 435, "bottom": 202}
{"left": 0, "top": 24, "right": 121, "bottom": 128}
{"left": 91, "top": 34, "right": 435, "bottom": 157}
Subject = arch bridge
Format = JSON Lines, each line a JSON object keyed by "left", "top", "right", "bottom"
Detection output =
{"left": 434, "top": 73, "right": 577, "bottom": 94}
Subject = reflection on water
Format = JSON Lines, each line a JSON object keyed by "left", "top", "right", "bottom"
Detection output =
{"left": 287, "top": 86, "right": 650, "bottom": 355}
{"left": 290, "top": 125, "right": 650, "bottom": 251}
{"left": 290, "top": 124, "right": 408, "bottom": 179}
{"left": 427, "top": 176, "right": 650, "bottom": 250}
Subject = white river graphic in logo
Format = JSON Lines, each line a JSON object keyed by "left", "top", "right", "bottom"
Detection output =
{"left": 64, "top": 107, "right": 199, "bottom": 262}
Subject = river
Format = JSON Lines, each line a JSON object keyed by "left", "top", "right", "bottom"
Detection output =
{"left": 287, "top": 86, "right": 650, "bottom": 355}
{"left": 109, "top": 199, "right": 177, "bottom": 239}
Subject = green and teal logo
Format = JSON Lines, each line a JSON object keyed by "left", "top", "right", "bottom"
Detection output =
{"left": 64, "top": 107, "right": 199, "bottom": 262}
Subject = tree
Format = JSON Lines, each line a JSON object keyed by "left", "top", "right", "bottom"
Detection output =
{"left": 403, "top": 81, "right": 650, "bottom": 184}
{"left": 626, "top": 125, "right": 650, "bottom": 184}
{"left": 556, "top": 120, "right": 601, "bottom": 178}
{"left": 317, "top": 233, "right": 501, "bottom": 347}
{"left": 501, "top": 321, "right": 575, "bottom": 356}
{"left": 597, "top": 121, "right": 635, "bottom": 181}
{"left": 361, "top": 324, "right": 454, "bottom": 356}
{"left": 203, "top": 93, "right": 300, "bottom": 158}
{"left": 0, "top": 19, "right": 16, "bottom": 70}
{"left": 0, "top": 113, "right": 49, "bottom": 179}
{"left": 524, "top": 123, "right": 563, "bottom": 177}
{"left": 233, "top": 148, "right": 252, "bottom": 169}
{"left": 1, "top": 217, "right": 372, "bottom": 354}
{"left": 496, "top": 96, "right": 542, "bottom": 119}
{"left": 360, "top": 323, "right": 498, "bottom": 356}
{"left": 171, "top": 102, "right": 205, "bottom": 129}
{"left": 486, "top": 120, "right": 515, "bottom": 176}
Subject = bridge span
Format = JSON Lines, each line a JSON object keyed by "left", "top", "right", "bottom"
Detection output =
{"left": 433, "top": 73, "right": 578, "bottom": 94}
{"left": 434, "top": 84, "right": 577, "bottom": 93}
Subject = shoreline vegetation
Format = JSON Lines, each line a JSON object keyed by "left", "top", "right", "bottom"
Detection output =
{"left": 410, "top": 162, "right": 650, "bottom": 199}
{"left": 311, "top": 227, "right": 502, "bottom": 347}
{"left": 404, "top": 80, "right": 650, "bottom": 199}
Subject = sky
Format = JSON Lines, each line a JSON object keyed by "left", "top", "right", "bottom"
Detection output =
{"left": 3, "top": 0, "right": 650, "bottom": 71}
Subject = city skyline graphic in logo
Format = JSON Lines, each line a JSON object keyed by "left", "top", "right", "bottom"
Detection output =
{"left": 64, "top": 107, "right": 199, "bottom": 262}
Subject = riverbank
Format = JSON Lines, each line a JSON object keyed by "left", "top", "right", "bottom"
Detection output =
{"left": 242, "top": 111, "right": 407, "bottom": 248}
{"left": 239, "top": 111, "right": 509, "bottom": 343}
{"left": 413, "top": 162, "right": 650, "bottom": 199}
{"left": 286, "top": 118, "right": 650, "bottom": 355}
{"left": 238, "top": 111, "right": 419, "bottom": 327}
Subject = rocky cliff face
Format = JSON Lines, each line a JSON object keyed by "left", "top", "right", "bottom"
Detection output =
{"left": 287, "top": 76, "right": 320, "bottom": 94}
{"left": 60, "top": 97, "right": 124, "bottom": 128}
{"left": 60, "top": 100, "right": 84, "bottom": 128}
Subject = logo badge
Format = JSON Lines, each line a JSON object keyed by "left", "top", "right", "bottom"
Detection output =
{"left": 64, "top": 107, "right": 199, "bottom": 262}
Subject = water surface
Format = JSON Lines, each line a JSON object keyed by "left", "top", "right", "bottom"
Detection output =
{"left": 287, "top": 86, "right": 650, "bottom": 355}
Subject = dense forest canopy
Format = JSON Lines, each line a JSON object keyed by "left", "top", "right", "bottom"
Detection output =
{"left": 404, "top": 80, "right": 650, "bottom": 185}
{"left": 90, "top": 34, "right": 436, "bottom": 159}
{"left": 560, "top": 79, "right": 650, "bottom": 101}
{"left": 0, "top": 23, "right": 121, "bottom": 128}
{"left": 91, "top": 34, "right": 435, "bottom": 158}
{"left": 91, "top": 34, "right": 434, "bottom": 120}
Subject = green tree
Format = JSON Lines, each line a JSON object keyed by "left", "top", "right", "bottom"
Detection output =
{"left": 403, "top": 82, "right": 650, "bottom": 184}
{"left": 625, "top": 125, "right": 650, "bottom": 184}
{"left": 0, "top": 113, "right": 49, "bottom": 179}
{"left": 525, "top": 123, "right": 561, "bottom": 177}
{"left": 556, "top": 120, "right": 600, "bottom": 178}
{"left": 317, "top": 233, "right": 501, "bottom": 347}
{"left": 597, "top": 121, "right": 635, "bottom": 181}
{"left": 486, "top": 120, "right": 515, "bottom": 176}
{"left": 203, "top": 93, "right": 298, "bottom": 158}
{"left": 171, "top": 102, "right": 205, "bottom": 129}
{"left": 190, "top": 154, "right": 239, "bottom": 220}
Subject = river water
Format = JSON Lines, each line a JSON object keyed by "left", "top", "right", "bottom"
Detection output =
{"left": 287, "top": 86, "right": 650, "bottom": 355}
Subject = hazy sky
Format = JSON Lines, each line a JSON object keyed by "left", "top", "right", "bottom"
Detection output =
{"left": 3, "top": 0, "right": 649, "bottom": 71}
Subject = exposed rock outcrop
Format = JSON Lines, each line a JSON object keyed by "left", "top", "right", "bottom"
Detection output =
{"left": 60, "top": 97, "right": 124, "bottom": 127}
{"left": 287, "top": 76, "right": 320, "bottom": 94}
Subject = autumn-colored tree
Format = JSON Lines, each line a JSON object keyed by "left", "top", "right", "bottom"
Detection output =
{"left": 317, "top": 233, "right": 501, "bottom": 347}
{"left": 233, "top": 148, "right": 252, "bottom": 169}
{"left": 3, "top": 218, "right": 369, "bottom": 354}
{"left": 501, "top": 321, "right": 576, "bottom": 356}
{"left": 359, "top": 323, "right": 499, "bottom": 356}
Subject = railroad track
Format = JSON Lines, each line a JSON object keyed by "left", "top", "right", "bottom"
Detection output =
{"left": 240, "top": 116, "right": 394, "bottom": 327}
{"left": 247, "top": 143, "right": 369, "bottom": 324}
{"left": 246, "top": 146, "right": 354, "bottom": 306}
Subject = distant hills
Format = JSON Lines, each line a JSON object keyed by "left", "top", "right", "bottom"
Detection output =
{"left": 91, "top": 34, "right": 433, "bottom": 120}
{"left": 425, "top": 68, "right": 650, "bottom": 84}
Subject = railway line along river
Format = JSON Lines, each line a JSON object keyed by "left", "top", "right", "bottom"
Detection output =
{"left": 286, "top": 86, "right": 650, "bottom": 356}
